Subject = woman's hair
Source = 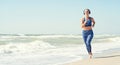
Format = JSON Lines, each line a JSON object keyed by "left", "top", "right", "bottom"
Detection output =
{"left": 83, "top": 9, "right": 91, "bottom": 15}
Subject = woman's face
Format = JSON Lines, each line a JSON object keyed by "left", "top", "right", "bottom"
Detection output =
{"left": 84, "top": 9, "right": 89, "bottom": 15}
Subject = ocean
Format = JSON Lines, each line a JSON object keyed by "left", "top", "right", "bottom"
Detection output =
{"left": 0, "top": 34, "right": 120, "bottom": 65}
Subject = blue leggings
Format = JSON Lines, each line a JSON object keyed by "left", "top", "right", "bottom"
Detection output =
{"left": 82, "top": 30, "right": 94, "bottom": 53}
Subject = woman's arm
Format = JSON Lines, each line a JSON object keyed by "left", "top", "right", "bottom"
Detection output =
{"left": 80, "top": 18, "right": 86, "bottom": 28}
{"left": 91, "top": 18, "right": 95, "bottom": 27}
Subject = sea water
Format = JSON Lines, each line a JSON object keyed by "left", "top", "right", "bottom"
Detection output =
{"left": 0, "top": 34, "right": 120, "bottom": 65}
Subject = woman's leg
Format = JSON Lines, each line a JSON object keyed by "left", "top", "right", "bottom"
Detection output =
{"left": 82, "top": 30, "right": 90, "bottom": 53}
{"left": 86, "top": 34, "right": 93, "bottom": 53}
{"left": 86, "top": 31, "right": 93, "bottom": 58}
{"left": 82, "top": 30, "right": 94, "bottom": 58}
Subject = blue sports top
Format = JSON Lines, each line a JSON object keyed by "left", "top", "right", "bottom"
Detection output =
{"left": 84, "top": 17, "right": 92, "bottom": 27}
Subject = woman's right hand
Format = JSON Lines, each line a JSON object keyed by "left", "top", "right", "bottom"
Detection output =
{"left": 81, "top": 18, "right": 86, "bottom": 28}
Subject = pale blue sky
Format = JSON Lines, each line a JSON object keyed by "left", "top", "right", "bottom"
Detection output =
{"left": 0, "top": 0, "right": 120, "bottom": 34}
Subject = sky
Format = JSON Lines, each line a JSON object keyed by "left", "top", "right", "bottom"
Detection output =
{"left": 0, "top": 0, "right": 120, "bottom": 34}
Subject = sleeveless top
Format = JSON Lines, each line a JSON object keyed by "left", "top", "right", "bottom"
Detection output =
{"left": 83, "top": 17, "right": 92, "bottom": 27}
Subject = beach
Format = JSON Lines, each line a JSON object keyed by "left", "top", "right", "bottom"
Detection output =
{"left": 0, "top": 34, "right": 120, "bottom": 65}
{"left": 63, "top": 52, "right": 120, "bottom": 65}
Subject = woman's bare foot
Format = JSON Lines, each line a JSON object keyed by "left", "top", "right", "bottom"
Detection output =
{"left": 89, "top": 52, "right": 93, "bottom": 59}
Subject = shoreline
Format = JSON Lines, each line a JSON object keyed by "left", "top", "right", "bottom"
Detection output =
{"left": 62, "top": 51, "right": 120, "bottom": 65}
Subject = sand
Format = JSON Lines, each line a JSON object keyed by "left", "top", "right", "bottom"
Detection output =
{"left": 63, "top": 52, "right": 120, "bottom": 65}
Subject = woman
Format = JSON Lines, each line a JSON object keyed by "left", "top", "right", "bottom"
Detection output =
{"left": 80, "top": 9, "right": 95, "bottom": 59}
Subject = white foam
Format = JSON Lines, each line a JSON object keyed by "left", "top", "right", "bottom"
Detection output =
{"left": 33, "top": 34, "right": 82, "bottom": 39}
{"left": 0, "top": 40, "right": 55, "bottom": 54}
{"left": 108, "top": 37, "right": 120, "bottom": 42}
{"left": 92, "top": 42, "right": 120, "bottom": 53}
